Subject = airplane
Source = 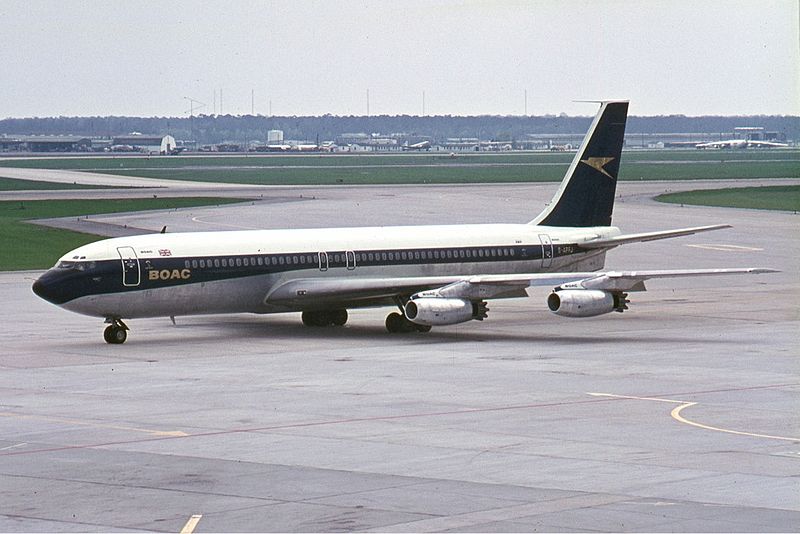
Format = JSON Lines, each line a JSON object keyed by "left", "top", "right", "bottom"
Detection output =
{"left": 403, "top": 140, "right": 432, "bottom": 151}
{"left": 32, "top": 101, "right": 776, "bottom": 344}
{"left": 696, "top": 139, "right": 789, "bottom": 149}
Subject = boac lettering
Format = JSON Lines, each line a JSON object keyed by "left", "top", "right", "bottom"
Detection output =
{"left": 148, "top": 269, "right": 191, "bottom": 281}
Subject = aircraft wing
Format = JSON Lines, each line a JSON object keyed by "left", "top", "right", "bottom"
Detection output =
{"left": 264, "top": 275, "right": 471, "bottom": 308}
{"left": 464, "top": 268, "right": 777, "bottom": 293}
{"left": 264, "top": 268, "right": 776, "bottom": 308}
{"left": 580, "top": 224, "right": 731, "bottom": 249}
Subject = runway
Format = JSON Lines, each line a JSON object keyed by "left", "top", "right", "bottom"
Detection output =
{"left": 1, "top": 176, "right": 798, "bottom": 531}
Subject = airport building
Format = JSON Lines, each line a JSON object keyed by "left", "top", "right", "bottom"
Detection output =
{"left": 112, "top": 134, "right": 177, "bottom": 154}
{"left": 0, "top": 135, "right": 92, "bottom": 152}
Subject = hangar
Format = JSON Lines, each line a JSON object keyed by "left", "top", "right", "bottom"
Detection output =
{"left": 112, "top": 133, "right": 176, "bottom": 154}
{"left": 0, "top": 135, "right": 92, "bottom": 152}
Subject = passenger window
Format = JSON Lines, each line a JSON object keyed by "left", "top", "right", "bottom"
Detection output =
{"left": 236, "top": 258, "right": 242, "bottom": 267}
{"left": 300, "top": 255, "right": 306, "bottom": 264}
{"left": 185, "top": 260, "right": 191, "bottom": 268}
{"left": 243, "top": 258, "right": 249, "bottom": 266}
{"left": 214, "top": 259, "right": 220, "bottom": 267}
{"left": 222, "top": 259, "right": 228, "bottom": 267}
{"left": 279, "top": 256, "right": 285, "bottom": 265}
{"left": 388, "top": 252, "right": 394, "bottom": 261}
{"left": 368, "top": 253, "right": 374, "bottom": 261}
{"left": 293, "top": 256, "right": 299, "bottom": 264}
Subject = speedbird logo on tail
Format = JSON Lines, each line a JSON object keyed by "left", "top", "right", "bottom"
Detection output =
{"left": 580, "top": 157, "right": 615, "bottom": 179}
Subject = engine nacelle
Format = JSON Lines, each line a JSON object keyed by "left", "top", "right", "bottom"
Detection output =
{"left": 547, "top": 290, "right": 627, "bottom": 318}
{"left": 404, "top": 298, "right": 487, "bottom": 326}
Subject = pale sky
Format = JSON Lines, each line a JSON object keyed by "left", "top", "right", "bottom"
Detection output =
{"left": 1, "top": 0, "right": 798, "bottom": 118}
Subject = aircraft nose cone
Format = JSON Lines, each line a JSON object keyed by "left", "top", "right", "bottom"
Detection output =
{"left": 32, "top": 274, "right": 61, "bottom": 304}
{"left": 32, "top": 277, "right": 50, "bottom": 301}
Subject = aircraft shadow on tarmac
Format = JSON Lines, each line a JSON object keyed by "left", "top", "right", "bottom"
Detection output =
{"left": 118, "top": 314, "right": 730, "bottom": 348}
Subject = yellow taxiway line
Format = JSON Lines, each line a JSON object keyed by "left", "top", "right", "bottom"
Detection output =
{"left": 180, "top": 514, "right": 203, "bottom": 534}
{"left": 587, "top": 392, "right": 799, "bottom": 442}
{"left": 0, "top": 411, "right": 187, "bottom": 437}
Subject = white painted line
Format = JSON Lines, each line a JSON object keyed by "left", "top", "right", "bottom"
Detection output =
{"left": 587, "top": 392, "right": 685, "bottom": 404}
{"left": 687, "top": 244, "right": 763, "bottom": 252}
{"left": 190, "top": 216, "right": 260, "bottom": 230}
{"left": 0, "top": 443, "right": 28, "bottom": 452}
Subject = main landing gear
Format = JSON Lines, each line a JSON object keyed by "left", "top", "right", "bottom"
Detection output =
{"left": 301, "top": 309, "right": 348, "bottom": 327}
{"left": 103, "top": 318, "right": 129, "bottom": 344}
{"left": 385, "top": 312, "right": 431, "bottom": 334}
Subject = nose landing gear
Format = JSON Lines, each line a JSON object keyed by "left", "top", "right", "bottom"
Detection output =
{"left": 103, "top": 318, "right": 129, "bottom": 344}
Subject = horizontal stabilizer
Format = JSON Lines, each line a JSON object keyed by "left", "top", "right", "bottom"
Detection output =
{"left": 580, "top": 224, "right": 731, "bottom": 248}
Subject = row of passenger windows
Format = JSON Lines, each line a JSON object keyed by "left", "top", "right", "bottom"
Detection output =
{"left": 182, "top": 247, "right": 519, "bottom": 270}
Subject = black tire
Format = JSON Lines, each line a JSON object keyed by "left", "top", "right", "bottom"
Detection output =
{"left": 103, "top": 325, "right": 114, "bottom": 344}
{"left": 330, "top": 309, "right": 348, "bottom": 326}
{"left": 385, "top": 312, "right": 405, "bottom": 333}
{"left": 105, "top": 325, "right": 127, "bottom": 344}
{"left": 302, "top": 311, "right": 332, "bottom": 327}
{"left": 414, "top": 324, "right": 432, "bottom": 333}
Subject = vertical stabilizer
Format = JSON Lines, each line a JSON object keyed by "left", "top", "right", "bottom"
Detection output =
{"left": 530, "top": 101, "right": 628, "bottom": 227}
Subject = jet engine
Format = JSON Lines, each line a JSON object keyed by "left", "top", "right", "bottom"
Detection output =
{"left": 547, "top": 290, "right": 628, "bottom": 318}
{"left": 404, "top": 298, "right": 488, "bottom": 326}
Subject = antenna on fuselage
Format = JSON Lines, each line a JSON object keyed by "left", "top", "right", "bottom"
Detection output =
{"left": 160, "top": 226, "right": 167, "bottom": 234}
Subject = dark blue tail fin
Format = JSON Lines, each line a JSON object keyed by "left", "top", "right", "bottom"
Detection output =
{"left": 530, "top": 101, "right": 628, "bottom": 227}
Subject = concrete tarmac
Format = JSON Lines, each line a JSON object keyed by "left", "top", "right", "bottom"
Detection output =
{"left": 0, "top": 178, "right": 798, "bottom": 532}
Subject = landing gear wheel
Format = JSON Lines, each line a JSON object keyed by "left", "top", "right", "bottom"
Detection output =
{"left": 103, "top": 325, "right": 127, "bottom": 344}
{"left": 302, "top": 310, "right": 349, "bottom": 327}
{"left": 385, "top": 312, "right": 405, "bottom": 333}
{"left": 301, "top": 311, "right": 317, "bottom": 326}
{"left": 330, "top": 309, "right": 348, "bottom": 326}
{"left": 386, "top": 312, "right": 428, "bottom": 333}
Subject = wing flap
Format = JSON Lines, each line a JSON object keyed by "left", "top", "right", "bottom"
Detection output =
{"left": 264, "top": 275, "right": 464, "bottom": 307}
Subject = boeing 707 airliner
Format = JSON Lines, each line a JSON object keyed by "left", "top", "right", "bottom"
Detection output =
{"left": 32, "top": 101, "right": 775, "bottom": 343}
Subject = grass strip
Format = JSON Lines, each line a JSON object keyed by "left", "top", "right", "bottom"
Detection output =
{"left": 91, "top": 159, "right": 799, "bottom": 185}
{"left": 656, "top": 185, "right": 800, "bottom": 211}
{"left": 0, "top": 177, "right": 117, "bottom": 191}
{"left": 0, "top": 197, "right": 243, "bottom": 271}
{"left": 1, "top": 149, "right": 798, "bottom": 170}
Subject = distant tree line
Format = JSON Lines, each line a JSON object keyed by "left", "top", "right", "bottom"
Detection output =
{"left": 1, "top": 114, "right": 798, "bottom": 144}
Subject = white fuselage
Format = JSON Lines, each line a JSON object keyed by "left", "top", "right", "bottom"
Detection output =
{"left": 50, "top": 223, "right": 618, "bottom": 319}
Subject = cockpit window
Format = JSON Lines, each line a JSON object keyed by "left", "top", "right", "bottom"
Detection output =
{"left": 56, "top": 261, "right": 96, "bottom": 271}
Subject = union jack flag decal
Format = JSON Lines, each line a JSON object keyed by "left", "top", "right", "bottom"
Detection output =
{"left": 158, "top": 249, "right": 172, "bottom": 257}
